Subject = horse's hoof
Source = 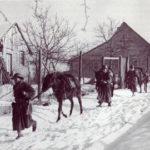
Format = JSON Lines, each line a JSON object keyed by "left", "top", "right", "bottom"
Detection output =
{"left": 63, "top": 114, "right": 68, "bottom": 118}
{"left": 108, "top": 103, "right": 111, "bottom": 107}
{"left": 56, "top": 118, "right": 60, "bottom": 122}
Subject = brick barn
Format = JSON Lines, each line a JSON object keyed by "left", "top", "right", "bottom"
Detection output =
{"left": 69, "top": 22, "right": 150, "bottom": 81}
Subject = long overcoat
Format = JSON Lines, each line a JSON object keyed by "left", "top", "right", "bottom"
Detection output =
{"left": 12, "top": 81, "right": 35, "bottom": 131}
{"left": 95, "top": 70, "right": 112, "bottom": 104}
{"left": 125, "top": 70, "right": 138, "bottom": 92}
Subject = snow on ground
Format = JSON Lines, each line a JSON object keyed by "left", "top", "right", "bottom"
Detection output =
{"left": 105, "top": 110, "right": 150, "bottom": 150}
{"left": 1, "top": 84, "right": 150, "bottom": 150}
{"left": 0, "top": 84, "right": 13, "bottom": 103}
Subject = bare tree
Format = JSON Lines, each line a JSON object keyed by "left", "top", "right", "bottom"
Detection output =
{"left": 94, "top": 18, "right": 119, "bottom": 56}
{"left": 93, "top": 17, "right": 121, "bottom": 70}
{"left": 95, "top": 18, "right": 118, "bottom": 43}
{"left": 23, "top": 0, "right": 75, "bottom": 80}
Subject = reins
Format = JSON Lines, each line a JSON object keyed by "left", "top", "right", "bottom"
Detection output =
{"left": 30, "top": 91, "right": 43, "bottom": 101}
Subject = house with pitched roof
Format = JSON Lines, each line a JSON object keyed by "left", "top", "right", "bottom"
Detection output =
{"left": 69, "top": 22, "right": 150, "bottom": 80}
{"left": 0, "top": 22, "right": 33, "bottom": 84}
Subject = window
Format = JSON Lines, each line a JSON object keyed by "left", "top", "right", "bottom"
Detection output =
{"left": 20, "top": 51, "right": 25, "bottom": 65}
{"left": 6, "top": 53, "right": 12, "bottom": 74}
{"left": 0, "top": 40, "right": 3, "bottom": 52}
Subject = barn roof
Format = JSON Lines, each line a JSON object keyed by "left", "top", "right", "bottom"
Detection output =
{"left": 113, "top": 22, "right": 150, "bottom": 46}
{"left": 69, "top": 22, "right": 150, "bottom": 62}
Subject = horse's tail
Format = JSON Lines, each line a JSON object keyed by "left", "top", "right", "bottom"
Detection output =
{"left": 42, "top": 74, "right": 53, "bottom": 92}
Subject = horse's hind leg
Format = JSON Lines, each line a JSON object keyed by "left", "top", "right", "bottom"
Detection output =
{"left": 140, "top": 86, "right": 142, "bottom": 93}
{"left": 69, "top": 98, "right": 74, "bottom": 116}
{"left": 56, "top": 100, "right": 62, "bottom": 122}
{"left": 144, "top": 83, "right": 147, "bottom": 93}
{"left": 77, "top": 94, "right": 83, "bottom": 114}
{"left": 139, "top": 84, "right": 142, "bottom": 93}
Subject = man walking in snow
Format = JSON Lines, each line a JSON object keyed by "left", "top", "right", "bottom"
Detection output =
{"left": 95, "top": 65, "right": 112, "bottom": 107}
{"left": 125, "top": 65, "right": 138, "bottom": 96}
{"left": 11, "top": 73, "right": 37, "bottom": 139}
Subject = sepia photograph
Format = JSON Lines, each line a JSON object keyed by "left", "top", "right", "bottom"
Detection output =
{"left": 0, "top": 0, "right": 150, "bottom": 149}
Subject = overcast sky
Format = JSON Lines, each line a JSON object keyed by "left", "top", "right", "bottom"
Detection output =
{"left": 0, "top": 0, "right": 150, "bottom": 45}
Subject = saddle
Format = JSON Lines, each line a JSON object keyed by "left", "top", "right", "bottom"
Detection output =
{"left": 59, "top": 74, "right": 76, "bottom": 90}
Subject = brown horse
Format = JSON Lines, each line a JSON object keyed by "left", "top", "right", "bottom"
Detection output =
{"left": 42, "top": 72, "right": 83, "bottom": 122}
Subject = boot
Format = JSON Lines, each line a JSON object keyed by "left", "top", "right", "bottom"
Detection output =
{"left": 96, "top": 101, "right": 102, "bottom": 107}
{"left": 16, "top": 131, "right": 23, "bottom": 139}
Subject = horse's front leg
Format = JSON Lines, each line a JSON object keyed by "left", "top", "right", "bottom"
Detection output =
{"left": 69, "top": 98, "right": 74, "bottom": 116}
{"left": 56, "top": 100, "right": 62, "bottom": 122}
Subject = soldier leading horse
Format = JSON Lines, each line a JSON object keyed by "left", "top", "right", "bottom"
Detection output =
{"left": 42, "top": 72, "right": 83, "bottom": 122}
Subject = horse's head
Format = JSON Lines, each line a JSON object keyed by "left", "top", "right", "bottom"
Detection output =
{"left": 42, "top": 73, "right": 56, "bottom": 92}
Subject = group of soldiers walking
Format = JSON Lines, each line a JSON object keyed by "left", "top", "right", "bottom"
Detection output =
{"left": 8, "top": 63, "right": 148, "bottom": 139}
{"left": 95, "top": 64, "right": 148, "bottom": 107}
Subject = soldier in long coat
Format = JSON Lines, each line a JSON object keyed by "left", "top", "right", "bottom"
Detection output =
{"left": 11, "top": 73, "right": 37, "bottom": 139}
{"left": 95, "top": 65, "right": 113, "bottom": 107}
{"left": 125, "top": 65, "right": 138, "bottom": 96}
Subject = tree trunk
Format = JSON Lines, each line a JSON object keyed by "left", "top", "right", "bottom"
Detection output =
{"left": 38, "top": 49, "right": 42, "bottom": 103}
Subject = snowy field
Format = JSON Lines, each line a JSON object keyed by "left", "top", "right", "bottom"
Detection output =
{"left": 1, "top": 84, "right": 150, "bottom": 150}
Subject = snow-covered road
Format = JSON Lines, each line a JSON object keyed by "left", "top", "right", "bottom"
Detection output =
{"left": 106, "top": 110, "right": 150, "bottom": 150}
{"left": 1, "top": 84, "right": 150, "bottom": 150}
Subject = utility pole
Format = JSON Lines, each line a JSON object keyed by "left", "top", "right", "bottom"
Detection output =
{"left": 78, "top": 51, "right": 82, "bottom": 93}
{"left": 38, "top": 49, "right": 42, "bottom": 103}
{"left": 147, "top": 56, "right": 149, "bottom": 73}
